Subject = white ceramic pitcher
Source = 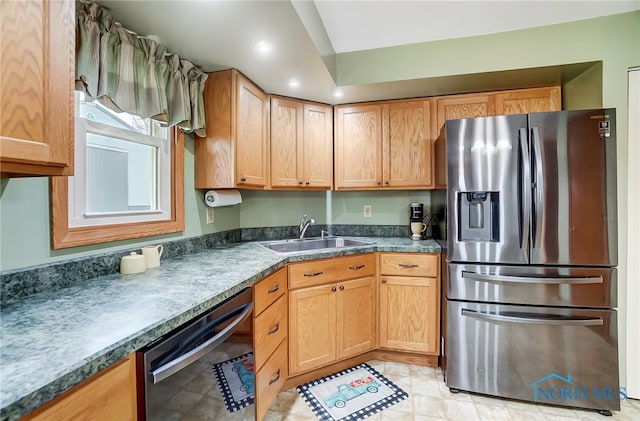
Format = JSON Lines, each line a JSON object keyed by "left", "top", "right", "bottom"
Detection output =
{"left": 141, "top": 245, "right": 164, "bottom": 268}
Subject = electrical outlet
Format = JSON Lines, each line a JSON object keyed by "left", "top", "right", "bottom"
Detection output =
{"left": 206, "top": 207, "right": 215, "bottom": 224}
{"left": 363, "top": 205, "right": 372, "bottom": 218}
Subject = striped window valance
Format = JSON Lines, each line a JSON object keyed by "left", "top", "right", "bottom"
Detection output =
{"left": 75, "top": 1, "right": 207, "bottom": 136}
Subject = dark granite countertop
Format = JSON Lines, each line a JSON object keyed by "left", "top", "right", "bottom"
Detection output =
{"left": 0, "top": 237, "right": 440, "bottom": 421}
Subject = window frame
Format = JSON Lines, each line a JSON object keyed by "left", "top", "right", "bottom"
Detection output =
{"left": 49, "top": 127, "right": 184, "bottom": 249}
{"left": 69, "top": 117, "right": 171, "bottom": 227}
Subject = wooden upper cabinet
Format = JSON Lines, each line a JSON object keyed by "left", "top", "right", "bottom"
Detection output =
{"left": 302, "top": 103, "right": 333, "bottom": 189}
{"left": 195, "top": 69, "right": 269, "bottom": 189}
{"left": 270, "top": 97, "right": 332, "bottom": 189}
{"left": 335, "top": 101, "right": 433, "bottom": 190}
{"left": 494, "top": 86, "right": 561, "bottom": 115}
{"left": 434, "top": 93, "right": 495, "bottom": 139}
{"left": 0, "top": 0, "right": 75, "bottom": 177}
{"left": 383, "top": 100, "right": 433, "bottom": 188}
{"left": 334, "top": 104, "right": 383, "bottom": 189}
{"left": 433, "top": 86, "right": 561, "bottom": 188}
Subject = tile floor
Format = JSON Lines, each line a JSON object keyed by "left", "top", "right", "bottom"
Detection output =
{"left": 147, "top": 342, "right": 640, "bottom": 421}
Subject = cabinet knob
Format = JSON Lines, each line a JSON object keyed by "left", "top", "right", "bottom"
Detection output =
{"left": 377, "top": 181, "right": 382, "bottom": 185}
{"left": 240, "top": 176, "right": 247, "bottom": 182}
{"left": 339, "top": 285, "right": 344, "bottom": 291}
{"left": 331, "top": 287, "right": 337, "bottom": 292}
{"left": 385, "top": 180, "right": 389, "bottom": 185}
{"left": 381, "top": 279, "right": 387, "bottom": 283}
{"left": 298, "top": 181, "right": 303, "bottom": 185}
{"left": 305, "top": 181, "right": 310, "bottom": 185}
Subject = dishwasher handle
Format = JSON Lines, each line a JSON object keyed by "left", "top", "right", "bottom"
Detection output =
{"left": 150, "top": 301, "right": 253, "bottom": 384}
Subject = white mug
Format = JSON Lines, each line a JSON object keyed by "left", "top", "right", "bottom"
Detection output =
{"left": 410, "top": 222, "right": 427, "bottom": 239}
{"left": 142, "top": 245, "right": 164, "bottom": 268}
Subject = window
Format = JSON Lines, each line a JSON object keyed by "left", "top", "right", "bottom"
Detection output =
{"left": 50, "top": 94, "right": 184, "bottom": 249}
{"left": 69, "top": 92, "right": 171, "bottom": 227}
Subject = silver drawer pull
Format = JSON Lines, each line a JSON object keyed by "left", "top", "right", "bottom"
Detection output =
{"left": 461, "top": 309, "right": 604, "bottom": 326}
{"left": 269, "top": 369, "right": 281, "bottom": 385}
{"left": 349, "top": 264, "right": 365, "bottom": 270}
{"left": 267, "top": 284, "right": 280, "bottom": 293}
{"left": 462, "top": 272, "right": 603, "bottom": 285}
{"left": 304, "top": 271, "right": 323, "bottom": 277}
{"left": 399, "top": 263, "right": 419, "bottom": 268}
{"left": 268, "top": 322, "right": 280, "bottom": 335}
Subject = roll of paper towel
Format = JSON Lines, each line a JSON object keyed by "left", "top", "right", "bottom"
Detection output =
{"left": 204, "top": 190, "right": 242, "bottom": 207}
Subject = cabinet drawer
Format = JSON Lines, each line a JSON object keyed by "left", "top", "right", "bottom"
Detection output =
{"left": 254, "top": 268, "right": 287, "bottom": 316}
{"left": 255, "top": 340, "right": 287, "bottom": 421}
{"left": 289, "top": 254, "right": 376, "bottom": 289}
{"left": 379, "top": 253, "right": 439, "bottom": 277}
{"left": 253, "top": 294, "right": 287, "bottom": 371}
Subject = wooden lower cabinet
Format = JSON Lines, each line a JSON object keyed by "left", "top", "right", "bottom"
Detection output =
{"left": 252, "top": 268, "right": 288, "bottom": 421}
{"left": 379, "top": 276, "right": 439, "bottom": 354}
{"left": 20, "top": 354, "right": 139, "bottom": 421}
{"left": 289, "top": 276, "right": 376, "bottom": 374}
{"left": 378, "top": 253, "right": 440, "bottom": 355}
{"left": 289, "top": 282, "right": 337, "bottom": 374}
{"left": 336, "top": 276, "right": 377, "bottom": 359}
{"left": 255, "top": 340, "right": 287, "bottom": 421}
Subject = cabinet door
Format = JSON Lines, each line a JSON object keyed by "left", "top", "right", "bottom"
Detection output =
{"left": 195, "top": 70, "right": 234, "bottom": 188}
{"left": 235, "top": 73, "right": 269, "bottom": 188}
{"left": 289, "top": 284, "right": 337, "bottom": 374}
{"left": 435, "top": 93, "right": 495, "bottom": 135}
{"left": 379, "top": 276, "right": 439, "bottom": 354}
{"left": 334, "top": 104, "right": 382, "bottom": 189}
{"left": 0, "top": 0, "right": 74, "bottom": 176}
{"left": 302, "top": 103, "right": 333, "bottom": 189}
{"left": 336, "top": 276, "right": 377, "bottom": 360}
{"left": 270, "top": 97, "right": 303, "bottom": 188}
{"left": 494, "top": 86, "right": 561, "bottom": 115}
{"left": 383, "top": 100, "right": 433, "bottom": 188}
{"left": 21, "top": 354, "right": 138, "bottom": 420}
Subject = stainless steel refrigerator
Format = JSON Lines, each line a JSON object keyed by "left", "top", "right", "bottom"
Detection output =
{"left": 443, "top": 109, "right": 621, "bottom": 413}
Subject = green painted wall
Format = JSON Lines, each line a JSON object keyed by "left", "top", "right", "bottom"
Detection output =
{"left": 562, "top": 63, "right": 603, "bottom": 110}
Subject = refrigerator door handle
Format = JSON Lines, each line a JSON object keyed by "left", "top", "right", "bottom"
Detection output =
{"left": 461, "top": 309, "right": 603, "bottom": 326}
{"left": 519, "top": 128, "right": 531, "bottom": 251}
{"left": 462, "top": 271, "right": 603, "bottom": 285}
{"left": 531, "top": 126, "right": 544, "bottom": 249}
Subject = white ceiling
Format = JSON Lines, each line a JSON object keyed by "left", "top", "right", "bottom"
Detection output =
{"left": 97, "top": 0, "right": 639, "bottom": 104}
{"left": 314, "top": 0, "right": 640, "bottom": 53}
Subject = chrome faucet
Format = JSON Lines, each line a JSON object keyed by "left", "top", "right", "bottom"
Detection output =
{"left": 298, "top": 214, "right": 316, "bottom": 240}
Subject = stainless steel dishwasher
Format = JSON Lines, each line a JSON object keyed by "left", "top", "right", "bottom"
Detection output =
{"left": 141, "top": 288, "right": 253, "bottom": 420}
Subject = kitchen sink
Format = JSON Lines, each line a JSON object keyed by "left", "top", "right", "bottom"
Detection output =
{"left": 258, "top": 237, "right": 373, "bottom": 254}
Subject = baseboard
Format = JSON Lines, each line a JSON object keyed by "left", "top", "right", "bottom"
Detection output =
{"left": 282, "top": 350, "right": 439, "bottom": 391}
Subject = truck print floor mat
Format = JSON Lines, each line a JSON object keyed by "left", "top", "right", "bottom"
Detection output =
{"left": 212, "top": 352, "right": 254, "bottom": 412}
{"left": 296, "top": 363, "right": 408, "bottom": 421}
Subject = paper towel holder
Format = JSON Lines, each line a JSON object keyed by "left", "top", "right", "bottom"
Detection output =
{"left": 204, "top": 190, "right": 242, "bottom": 207}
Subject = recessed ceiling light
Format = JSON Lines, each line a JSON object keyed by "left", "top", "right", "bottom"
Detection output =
{"left": 255, "top": 41, "right": 272, "bottom": 54}
{"left": 333, "top": 90, "right": 344, "bottom": 98}
{"left": 288, "top": 79, "right": 300, "bottom": 88}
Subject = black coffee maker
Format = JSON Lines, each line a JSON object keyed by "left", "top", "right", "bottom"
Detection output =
{"left": 410, "top": 202, "right": 423, "bottom": 222}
